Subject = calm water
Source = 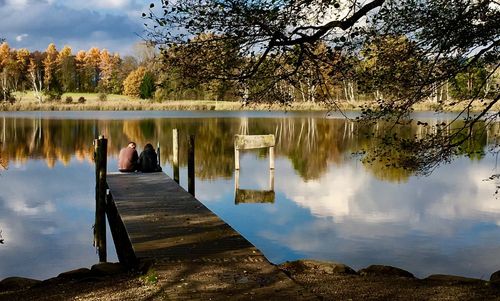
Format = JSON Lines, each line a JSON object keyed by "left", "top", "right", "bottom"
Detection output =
{"left": 0, "top": 111, "right": 499, "bottom": 280}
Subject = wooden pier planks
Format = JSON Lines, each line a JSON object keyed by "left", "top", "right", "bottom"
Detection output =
{"left": 106, "top": 172, "right": 263, "bottom": 261}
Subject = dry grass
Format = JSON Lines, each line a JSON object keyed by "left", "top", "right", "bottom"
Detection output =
{"left": 2, "top": 92, "right": 498, "bottom": 112}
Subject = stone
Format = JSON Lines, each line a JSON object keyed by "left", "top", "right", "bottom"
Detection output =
{"left": 236, "top": 276, "right": 250, "bottom": 284}
{"left": 490, "top": 270, "right": 500, "bottom": 283}
{"left": 91, "top": 262, "right": 127, "bottom": 276}
{"left": 358, "top": 265, "right": 415, "bottom": 278}
{"left": 425, "top": 274, "right": 485, "bottom": 284}
{"left": 0, "top": 277, "right": 41, "bottom": 292}
{"left": 279, "top": 260, "right": 357, "bottom": 276}
{"left": 58, "top": 268, "right": 93, "bottom": 279}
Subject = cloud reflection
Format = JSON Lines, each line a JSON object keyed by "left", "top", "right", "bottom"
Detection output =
{"left": 0, "top": 158, "right": 114, "bottom": 280}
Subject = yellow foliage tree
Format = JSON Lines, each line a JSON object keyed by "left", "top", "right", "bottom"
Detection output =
{"left": 15, "top": 48, "right": 30, "bottom": 91}
{"left": 75, "top": 50, "right": 87, "bottom": 91}
{"left": 43, "top": 43, "right": 58, "bottom": 91}
{"left": 85, "top": 47, "right": 101, "bottom": 91}
{"left": 99, "top": 49, "right": 117, "bottom": 92}
{"left": 0, "top": 42, "right": 13, "bottom": 100}
{"left": 123, "top": 67, "right": 146, "bottom": 98}
{"left": 57, "top": 46, "right": 75, "bottom": 92}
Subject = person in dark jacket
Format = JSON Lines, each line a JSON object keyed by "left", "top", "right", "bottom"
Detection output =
{"left": 138, "top": 143, "right": 162, "bottom": 173}
{"left": 118, "top": 142, "right": 138, "bottom": 172}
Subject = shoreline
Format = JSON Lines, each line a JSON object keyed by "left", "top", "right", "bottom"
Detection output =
{"left": 1, "top": 99, "right": 497, "bottom": 113}
{"left": 2, "top": 259, "right": 500, "bottom": 300}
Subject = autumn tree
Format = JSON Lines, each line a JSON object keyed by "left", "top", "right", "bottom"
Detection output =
{"left": 43, "top": 43, "right": 59, "bottom": 91}
{"left": 145, "top": 0, "right": 499, "bottom": 174}
{"left": 85, "top": 47, "right": 101, "bottom": 92}
{"left": 99, "top": 49, "right": 114, "bottom": 93}
{"left": 123, "top": 66, "right": 146, "bottom": 98}
{"left": 0, "top": 42, "right": 14, "bottom": 101}
{"left": 75, "top": 50, "right": 88, "bottom": 91}
{"left": 13, "top": 48, "right": 30, "bottom": 92}
{"left": 28, "top": 51, "right": 44, "bottom": 103}
{"left": 56, "top": 46, "right": 76, "bottom": 92}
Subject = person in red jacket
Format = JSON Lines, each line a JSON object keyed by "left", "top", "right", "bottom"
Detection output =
{"left": 118, "top": 142, "right": 138, "bottom": 172}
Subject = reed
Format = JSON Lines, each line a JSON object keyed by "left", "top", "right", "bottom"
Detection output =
{"left": 2, "top": 92, "right": 498, "bottom": 112}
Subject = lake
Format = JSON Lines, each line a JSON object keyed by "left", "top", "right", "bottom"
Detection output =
{"left": 0, "top": 111, "right": 499, "bottom": 280}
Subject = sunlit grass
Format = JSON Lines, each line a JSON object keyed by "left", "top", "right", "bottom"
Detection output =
{"left": 3, "top": 92, "right": 498, "bottom": 112}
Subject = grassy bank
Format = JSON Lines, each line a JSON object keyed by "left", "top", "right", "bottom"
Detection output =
{"left": 1, "top": 92, "right": 497, "bottom": 112}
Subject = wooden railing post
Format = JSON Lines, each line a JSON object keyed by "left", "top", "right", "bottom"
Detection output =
{"left": 234, "top": 147, "right": 240, "bottom": 170}
{"left": 269, "top": 146, "right": 275, "bottom": 170}
{"left": 94, "top": 135, "right": 107, "bottom": 263}
{"left": 157, "top": 141, "right": 161, "bottom": 166}
{"left": 173, "top": 129, "right": 180, "bottom": 184}
{"left": 188, "top": 135, "right": 195, "bottom": 196}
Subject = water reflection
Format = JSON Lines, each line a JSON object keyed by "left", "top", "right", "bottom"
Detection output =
{"left": 1, "top": 114, "right": 497, "bottom": 181}
{"left": 234, "top": 170, "right": 275, "bottom": 204}
{"left": 0, "top": 111, "right": 499, "bottom": 280}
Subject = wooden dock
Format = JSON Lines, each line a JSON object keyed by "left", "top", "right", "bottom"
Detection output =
{"left": 105, "top": 172, "right": 316, "bottom": 299}
{"left": 106, "top": 172, "right": 263, "bottom": 263}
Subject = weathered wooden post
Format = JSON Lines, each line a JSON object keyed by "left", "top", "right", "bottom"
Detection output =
{"left": 234, "top": 147, "right": 240, "bottom": 170}
{"left": 173, "top": 129, "right": 180, "bottom": 184}
{"left": 188, "top": 135, "right": 195, "bottom": 196}
{"left": 234, "top": 169, "right": 240, "bottom": 190}
{"left": 269, "top": 146, "right": 275, "bottom": 170}
{"left": 157, "top": 141, "right": 161, "bottom": 166}
{"left": 94, "top": 135, "right": 107, "bottom": 263}
{"left": 269, "top": 169, "right": 275, "bottom": 191}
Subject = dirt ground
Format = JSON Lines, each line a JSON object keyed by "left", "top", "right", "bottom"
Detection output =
{"left": 2, "top": 260, "right": 500, "bottom": 301}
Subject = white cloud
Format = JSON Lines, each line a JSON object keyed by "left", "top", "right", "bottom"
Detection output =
{"left": 0, "top": 0, "right": 144, "bottom": 54}
{"left": 279, "top": 162, "right": 367, "bottom": 221}
{"left": 15, "top": 33, "right": 28, "bottom": 42}
{"left": 5, "top": 0, "right": 28, "bottom": 8}
{"left": 7, "top": 199, "right": 56, "bottom": 215}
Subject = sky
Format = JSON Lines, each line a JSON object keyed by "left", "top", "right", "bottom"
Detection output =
{"left": 0, "top": 0, "right": 150, "bottom": 55}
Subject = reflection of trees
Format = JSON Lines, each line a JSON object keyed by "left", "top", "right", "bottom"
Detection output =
{"left": 0, "top": 149, "right": 6, "bottom": 170}
{"left": 0, "top": 116, "right": 497, "bottom": 182}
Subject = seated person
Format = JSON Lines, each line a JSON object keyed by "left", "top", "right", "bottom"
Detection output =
{"left": 138, "top": 143, "right": 162, "bottom": 173}
{"left": 118, "top": 142, "right": 138, "bottom": 172}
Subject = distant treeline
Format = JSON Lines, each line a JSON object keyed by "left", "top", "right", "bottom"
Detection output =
{"left": 0, "top": 38, "right": 499, "bottom": 104}
{"left": 0, "top": 42, "right": 152, "bottom": 102}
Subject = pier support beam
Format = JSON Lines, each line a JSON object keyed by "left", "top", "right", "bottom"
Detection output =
{"left": 94, "top": 135, "right": 107, "bottom": 263}
{"left": 173, "top": 129, "right": 179, "bottom": 184}
{"left": 188, "top": 135, "right": 195, "bottom": 196}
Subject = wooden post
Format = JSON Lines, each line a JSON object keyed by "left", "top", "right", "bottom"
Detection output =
{"left": 172, "top": 129, "right": 179, "bottom": 184}
{"left": 269, "top": 146, "right": 275, "bottom": 170}
{"left": 188, "top": 135, "right": 195, "bottom": 196}
{"left": 105, "top": 193, "right": 138, "bottom": 268}
{"left": 269, "top": 169, "right": 275, "bottom": 191}
{"left": 157, "top": 141, "right": 161, "bottom": 166}
{"left": 235, "top": 148, "right": 240, "bottom": 170}
{"left": 235, "top": 169, "right": 240, "bottom": 191}
{"left": 94, "top": 135, "right": 107, "bottom": 263}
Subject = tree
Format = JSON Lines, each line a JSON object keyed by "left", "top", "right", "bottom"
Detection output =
{"left": 28, "top": 52, "right": 44, "bottom": 103}
{"left": 43, "top": 43, "right": 58, "bottom": 91}
{"left": 56, "top": 46, "right": 76, "bottom": 92}
{"left": 0, "top": 42, "right": 14, "bottom": 101}
{"left": 14, "top": 48, "right": 30, "bottom": 92}
{"left": 99, "top": 49, "right": 115, "bottom": 93}
{"left": 140, "top": 71, "right": 155, "bottom": 99}
{"left": 123, "top": 67, "right": 146, "bottom": 98}
{"left": 85, "top": 47, "right": 101, "bottom": 91}
{"left": 75, "top": 50, "right": 89, "bottom": 92}
{"left": 145, "top": 0, "right": 499, "bottom": 174}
